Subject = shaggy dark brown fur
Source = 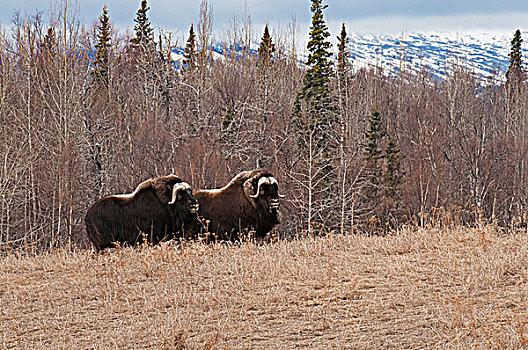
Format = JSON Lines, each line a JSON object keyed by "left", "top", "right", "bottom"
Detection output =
{"left": 195, "top": 169, "right": 282, "bottom": 241}
{"left": 85, "top": 175, "right": 201, "bottom": 251}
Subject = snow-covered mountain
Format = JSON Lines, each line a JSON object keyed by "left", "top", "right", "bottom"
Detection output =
{"left": 346, "top": 31, "right": 523, "bottom": 82}
{"left": 170, "top": 43, "right": 254, "bottom": 66}
{"left": 170, "top": 31, "right": 526, "bottom": 83}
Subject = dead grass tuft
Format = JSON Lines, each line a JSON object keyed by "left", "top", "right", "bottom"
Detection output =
{"left": 1, "top": 226, "right": 527, "bottom": 349}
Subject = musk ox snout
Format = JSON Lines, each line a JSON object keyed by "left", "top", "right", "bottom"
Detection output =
{"left": 269, "top": 198, "right": 280, "bottom": 211}
{"left": 189, "top": 203, "right": 199, "bottom": 213}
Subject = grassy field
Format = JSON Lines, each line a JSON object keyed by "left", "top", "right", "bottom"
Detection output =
{"left": 1, "top": 226, "right": 527, "bottom": 349}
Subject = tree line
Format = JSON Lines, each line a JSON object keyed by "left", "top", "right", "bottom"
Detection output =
{"left": 1, "top": 0, "right": 527, "bottom": 250}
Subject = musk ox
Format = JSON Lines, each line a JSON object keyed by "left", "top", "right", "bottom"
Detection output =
{"left": 195, "top": 169, "right": 284, "bottom": 240}
{"left": 85, "top": 175, "right": 201, "bottom": 251}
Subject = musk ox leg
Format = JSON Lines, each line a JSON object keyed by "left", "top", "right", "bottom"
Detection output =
{"left": 91, "top": 241, "right": 121, "bottom": 254}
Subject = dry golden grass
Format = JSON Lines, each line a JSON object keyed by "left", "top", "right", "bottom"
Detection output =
{"left": 1, "top": 226, "right": 528, "bottom": 349}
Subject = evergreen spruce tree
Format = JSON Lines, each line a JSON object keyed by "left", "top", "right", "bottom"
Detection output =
{"left": 183, "top": 23, "right": 196, "bottom": 71}
{"left": 336, "top": 23, "right": 349, "bottom": 83}
{"left": 360, "top": 109, "right": 405, "bottom": 230}
{"left": 364, "top": 106, "right": 385, "bottom": 175}
{"left": 505, "top": 29, "right": 525, "bottom": 132}
{"left": 292, "top": 0, "right": 334, "bottom": 152}
{"left": 291, "top": 0, "right": 335, "bottom": 233}
{"left": 382, "top": 123, "right": 405, "bottom": 227}
{"left": 132, "top": 0, "right": 154, "bottom": 48}
{"left": 360, "top": 106, "right": 386, "bottom": 229}
{"left": 257, "top": 24, "right": 275, "bottom": 68}
{"left": 301, "top": 0, "right": 333, "bottom": 113}
{"left": 41, "top": 27, "right": 57, "bottom": 57}
{"left": 335, "top": 23, "right": 351, "bottom": 234}
{"left": 506, "top": 29, "right": 525, "bottom": 83}
{"left": 91, "top": 5, "right": 111, "bottom": 87}
{"left": 255, "top": 24, "right": 276, "bottom": 167}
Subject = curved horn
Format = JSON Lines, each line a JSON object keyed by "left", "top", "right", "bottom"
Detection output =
{"left": 168, "top": 182, "right": 191, "bottom": 204}
{"left": 268, "top": 176, "right": 286, "bottom": 198}
{"left": 249, "top": 176, "right": 271, "bottom": 198}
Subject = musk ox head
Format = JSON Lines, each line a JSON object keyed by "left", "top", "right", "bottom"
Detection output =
{"left": 243, "top": 172, "right": 284, "bottom": 219}
{"left": 167, "top": 181, "right": 203, "bottom": 236}
{"left": 168, "top": 182, "right": 199, "bottom": 215}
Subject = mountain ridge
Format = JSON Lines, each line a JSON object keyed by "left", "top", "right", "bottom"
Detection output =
{"left": 170, "top": 31, "right": 527, "bottom": 82}
{"left": 346, "top": 31, "right": 523, "bottom": 81}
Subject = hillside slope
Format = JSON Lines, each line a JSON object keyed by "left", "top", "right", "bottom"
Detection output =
{"left": 1, "top": 227, "right": 527, "bottom": 349}
{"left": 172, "top": 31, "right": 524, "bottom": 82}
{"left": 348, "top": 32, "right": 516, "bottom": 81}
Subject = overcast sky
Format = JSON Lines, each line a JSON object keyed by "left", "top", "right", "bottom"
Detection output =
{"left": 1, "top": 0, "right": 528, "bottom": 42}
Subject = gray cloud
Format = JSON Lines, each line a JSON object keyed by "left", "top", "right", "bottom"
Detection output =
{"left": 1, "top": 0, "right": 528, "bottom": 37}
{"left": 328, "top": 0, "right": 528, "bottom": 19}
